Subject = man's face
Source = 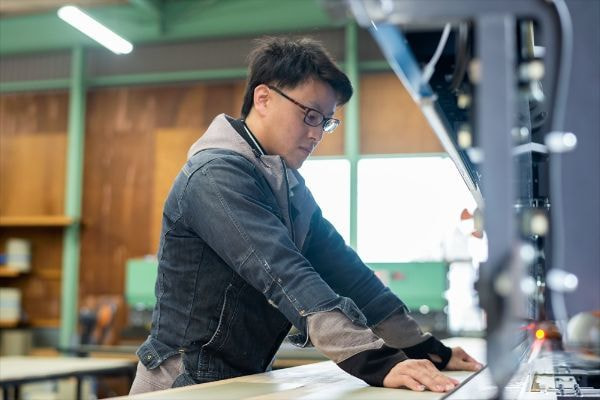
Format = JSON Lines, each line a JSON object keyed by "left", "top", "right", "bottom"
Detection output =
{"left": 262, "top": 79, "right": 337, "bottom": 169}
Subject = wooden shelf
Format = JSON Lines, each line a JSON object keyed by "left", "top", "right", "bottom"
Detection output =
{"left": 30, "top": 318, "right": 60, "bottom": 328}
{"left": 0, "top": 215, "right": 74, "bottom": 227}
{"left": 0, "top": 320, "right": 20, "bottom": 329}
{"left": 0, "top": 266, "right": 25, "bottom": 277}
{"left": 0, "top": 318, "right": 61, "bottom": 329}
{"left": 36, "top": 269, "right": 61, "bottom": 280}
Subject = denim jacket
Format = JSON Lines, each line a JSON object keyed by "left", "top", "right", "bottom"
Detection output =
{"left": 136, "top": 114, "right": 407, "bottom": 386}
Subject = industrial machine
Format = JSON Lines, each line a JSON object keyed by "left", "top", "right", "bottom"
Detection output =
{"left": 324, "top": 0, "right": 600, "bottom": 398}
{"left": 122, "top": 257, "right": 157, "bottom": 341}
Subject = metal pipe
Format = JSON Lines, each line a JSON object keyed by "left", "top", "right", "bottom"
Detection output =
{"left": 59, "top": 46, "right": 86, "bottom": 349}
{"left": 345, "top": 21, "right": 360, "bottom": 250}
{"left": 0, "top": 79, "right": 71, "bottom": 93}
{"left": 1, "top": 62, "right": 392, "bottom": 93}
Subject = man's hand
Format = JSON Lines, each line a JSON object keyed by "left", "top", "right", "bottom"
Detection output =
{"left": 383, "top": 359, "right": 459, "bottom": 392}
{"left": 445, "top": 347, "right": 483, "bottom": 371}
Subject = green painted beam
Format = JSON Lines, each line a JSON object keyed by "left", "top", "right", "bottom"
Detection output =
{"left": 60, "top": 46, "right": 86, "bottom": 349}
{"left": 128, "top": 0, "right": 161, "bottom": 20}
{"left": 128, "top": 0, "right": 164, "bottom": 35}
{"left": 0, "top": 79, "right": 70, "bottom": 93}
{"left": 0, "top": 61, "right": 391, "bottom": 93}
{"left": 88, "top": 67, "right": 248, "bottom": 87}
{"left": 345, "top": 22, "right": 360, "bottom": 250}
{"left": 0, "top": 0, "right": 338, "bottom": 55}
{"left": 359, "top": 59, "right": 392, "bottom": 72}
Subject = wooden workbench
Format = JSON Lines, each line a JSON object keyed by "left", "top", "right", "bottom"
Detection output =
{"left": 121, "top": 337, "right": 486, "bottom": 400}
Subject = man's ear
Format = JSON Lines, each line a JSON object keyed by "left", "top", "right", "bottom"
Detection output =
{"left": 252, "top": 84, "right": 271, "bottom": 117}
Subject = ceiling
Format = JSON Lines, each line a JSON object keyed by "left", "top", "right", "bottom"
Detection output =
{"left": 0, "top": 0, "right": 341, "bottom": 55}
{"left": 0, "top": 0, "right": 126, "bottom": 16}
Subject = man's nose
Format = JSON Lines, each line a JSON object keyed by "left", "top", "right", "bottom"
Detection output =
{"left": 307, "top": 124, "right": 324, "bottom": 142}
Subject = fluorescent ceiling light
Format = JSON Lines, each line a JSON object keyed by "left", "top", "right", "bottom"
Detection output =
{"left": 58, "top": 5, "right": 133, "bottom": 54}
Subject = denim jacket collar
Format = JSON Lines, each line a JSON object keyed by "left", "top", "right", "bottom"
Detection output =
{"left": 187, "top": 113, "right": 310, "bottom": 249}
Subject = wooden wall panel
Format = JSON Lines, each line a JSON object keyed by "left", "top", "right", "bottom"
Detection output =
{"left": 231, "top": 81, "right": 246, "bottom": 119}
{"left": 0, "top": 91, "right": 68, "bottom": 327}
{"left": 0, "top": 92, "right": 68, "bottom": 216}
{"left": 0, "top": 92, "right": 69, "bottom": 134}
{"left": 359, "top": 73, "right": 443, "bottom": 154}
{"left": 81, "top": 82, "right": 245, "bottom": 299}
{"left": 312, "top": 108, "right": 345, "bottom": 156}
{"left": 82, "top": 86, "right": 165, "bottom": 299}
{"left": 0, "top": 133, "right": 66, "bottom": 216}
{"left": 152, "top": 128, "right": 201, "bottom": 253}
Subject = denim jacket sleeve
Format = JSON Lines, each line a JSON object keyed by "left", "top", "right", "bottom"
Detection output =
{"left": 303, "top": 206, "right": 408, "bottom": 327}
{"left": 178, "top": 153, "right": 366, "bottom": 345}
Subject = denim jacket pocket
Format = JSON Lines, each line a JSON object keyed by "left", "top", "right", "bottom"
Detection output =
{"left": 196, "top": 283, "right": 241, "bottom": 374}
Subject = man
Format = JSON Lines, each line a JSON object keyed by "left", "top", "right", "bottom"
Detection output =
{"left": 130, "top": 37, "right": 481, "bottom": 395}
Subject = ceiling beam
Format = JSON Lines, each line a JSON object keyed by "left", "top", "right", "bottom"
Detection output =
{"left": 128, "top": 0, "right": 164, "bottom": 34}
{"left": 128, "top": 0, "right": 160, "bottom": 19}
{"left": 0, "top": 0, "right": 340, "bottom": 55}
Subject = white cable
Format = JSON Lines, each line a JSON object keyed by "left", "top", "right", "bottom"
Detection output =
{"left": 546, "top": 0, "right": 574, "bottom": 337}
{"left": 422, "top": 23, "right": 452, "bottom": 84}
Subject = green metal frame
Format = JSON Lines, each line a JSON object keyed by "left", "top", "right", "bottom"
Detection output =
{"left": 345, "top": 22, "right": 360, "bottom": 249}
{"left": 0, "top": 79, "right": 71, "bottom": 93}
{"left": 128, "top": 0, "right": 162, "bottom": 20}
{"left": 59, "top": 46, "right": 87, "bottom": 348}
{"left": 88, "top": 68, "right": 248, "bottom": 87}
{"left": 0, "top": 63, "right": 391, "bottom": 93}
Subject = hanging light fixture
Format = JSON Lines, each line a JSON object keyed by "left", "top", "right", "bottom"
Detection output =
{"left": 57, "top": 5, "right": 133, "bottom": 54}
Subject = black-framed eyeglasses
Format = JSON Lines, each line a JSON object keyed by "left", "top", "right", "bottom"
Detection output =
{"left": 267, "top": 85, "right": 340, "bottom": 133}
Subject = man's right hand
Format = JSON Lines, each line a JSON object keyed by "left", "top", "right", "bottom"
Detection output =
{"left": 383, "top": 359, "right": 460, "bottom": 392}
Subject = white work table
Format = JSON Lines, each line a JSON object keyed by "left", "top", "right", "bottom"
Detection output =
{"left": 0, "top": 356, "right": 136, "bottom": 400}
{"left": 121, "top": 337, "right": 486, "bottom": 400}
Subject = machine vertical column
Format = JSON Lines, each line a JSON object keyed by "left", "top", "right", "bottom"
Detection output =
{"left": 477, "top": 14, "right": 517, "bottom": 396}
{"left": 60, "top": 46, "right": 87, "bottom": 348}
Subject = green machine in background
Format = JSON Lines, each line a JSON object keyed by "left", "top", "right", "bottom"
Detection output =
{"left": 123, "top": 258, "right": 448, "bottom": 336}
{"left": 125, "top": 257, "right": 158, "bottom": 308}
{"left": 368, "top": 262, "right": 448, "bottom": 335}
{"left": 368, "top": 262, "right": 447, "bottom": 310}
{"left": 125, "top": 259, "right": 447, "bottom": 312}
{"left": 124, "top": 257, "right": 158, "bottom": 338}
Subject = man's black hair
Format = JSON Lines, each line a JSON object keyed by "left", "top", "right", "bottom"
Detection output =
{"left": 241, "top": 37, "right": 353, "bottom": 118}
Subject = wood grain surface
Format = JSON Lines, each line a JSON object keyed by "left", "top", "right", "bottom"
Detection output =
{"left": 120, "top": 338, "right": 486, "bottom": 400}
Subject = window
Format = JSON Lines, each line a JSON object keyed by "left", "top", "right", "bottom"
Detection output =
{"left": 299, "top": 159, "right": 350, "bottom": 244}
{"left": 357, "top": 157, "right": 476, "bottom": 262}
